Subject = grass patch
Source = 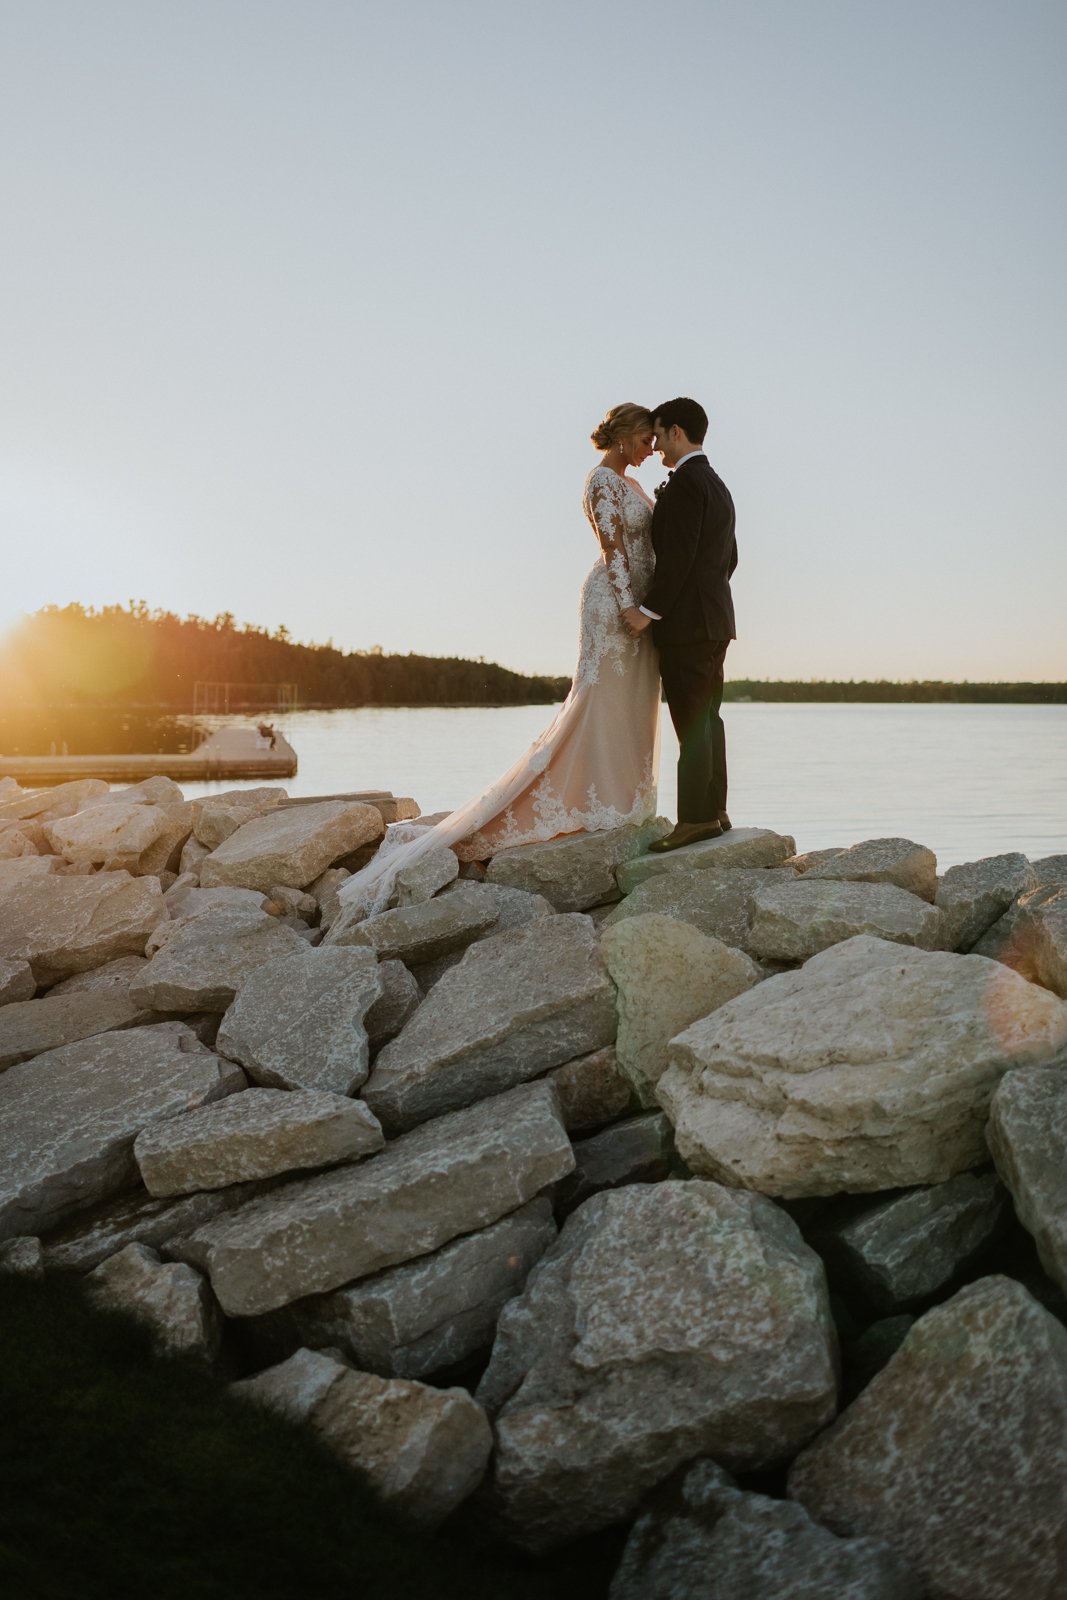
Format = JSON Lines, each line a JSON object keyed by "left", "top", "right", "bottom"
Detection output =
{"left": 0, "top": 1270, "right": 621, "bottom": 1600}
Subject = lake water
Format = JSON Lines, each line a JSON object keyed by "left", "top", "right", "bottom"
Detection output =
{"left": 178, "top": 702, "right": 1066, "bottom": 871}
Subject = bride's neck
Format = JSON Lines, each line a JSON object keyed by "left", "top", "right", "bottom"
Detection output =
{"left": 600, "top": 448, "right": 628, "bottom": 476}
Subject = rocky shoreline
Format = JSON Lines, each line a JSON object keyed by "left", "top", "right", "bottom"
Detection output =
{"left": 2, "top": 772, "right": 1067, "bottom": 1596}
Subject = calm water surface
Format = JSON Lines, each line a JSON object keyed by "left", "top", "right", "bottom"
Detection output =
{"left": 181, "top": 703, "right": 1066, "bottom": 871}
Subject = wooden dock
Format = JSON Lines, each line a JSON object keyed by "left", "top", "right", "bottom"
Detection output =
{"left": 0, "top": 725, "right": 298, "bottom": 786}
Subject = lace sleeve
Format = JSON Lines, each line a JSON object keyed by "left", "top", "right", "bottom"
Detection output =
{"left": 584, "top": 469, "right": 636, "bottom": 611}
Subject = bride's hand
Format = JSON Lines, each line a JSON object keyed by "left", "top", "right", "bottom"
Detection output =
{"left": 621, "top": 607, "right": 652, "bottom": 639}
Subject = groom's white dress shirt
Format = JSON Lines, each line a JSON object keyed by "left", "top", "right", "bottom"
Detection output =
{"left": 639, "top": 450, "right": 707, "bottom": 621}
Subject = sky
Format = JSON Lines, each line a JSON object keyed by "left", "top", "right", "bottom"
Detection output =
{"left": 2, "top": 0, "right": 1065, "bottom": 682}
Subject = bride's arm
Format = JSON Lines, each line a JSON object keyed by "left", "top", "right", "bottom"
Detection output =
{"left": 585, "top": 473, "right": 637, "bottom": 612}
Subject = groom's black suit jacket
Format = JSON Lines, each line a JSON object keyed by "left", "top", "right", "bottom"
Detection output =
{"left": 643, "top": 454, "right": 737, "bottom": 646}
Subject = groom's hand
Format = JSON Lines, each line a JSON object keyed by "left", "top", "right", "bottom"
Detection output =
{"left": 622, "top": 607, "right": 652, "bottom": 638}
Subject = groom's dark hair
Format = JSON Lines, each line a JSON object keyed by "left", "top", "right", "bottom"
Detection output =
{"left": 653, "top": 397, "right": 708, "bottom": 445}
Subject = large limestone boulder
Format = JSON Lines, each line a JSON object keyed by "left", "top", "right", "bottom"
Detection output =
{"left": 802, "top": 837, "right": 938, "bottom": 903}
{"left": 657, "top": 936, "right": 1067, "bottom": 1198}
{"left": 603, "top": 866, "right": 794, "bottom": 954}
{"left": 128, "top": 904, "right": 311, "bottom": 1013}
{"left": 88, "top": 1242, "right": 222, "bottom": 1364}
{"left": 975, "top": 884, "right": 1067, "bottom": 999}
{"left": 788, "top": 1276, "right": 1067, "bottom": 1600}
{"left": 362, "top": 914, "right": 616, "bottom": 1133}
{"left": 44, "top": 800, "right": 192, "bottom": 877}
{"left": 815, "top": 1172, "right": 1011, "bottom": 1311}
{"left": 935, "top": 851, "right": 1036, "bottom": 951}
{"left": 601, "top": 912, "right": 761, "bottom": 1107}
{"left": 191, "top": 788, "right": 288, "bottom": 849}
{"left": 0, "top": 855, "right": 61, "bottom": 887}
{"left": 548, "top": 1045, "right": 635, "bottom": 1132}
{"left": 486, "top": 819, "right": 671, "bottom": 912}
{"left": 4, "top": 778, "right": 109, "bottom": 822}
{"left": 0, "top": 1023, "right": 245, "bottom": 1239}
{"left": 134, "top": 1088, "right": 383, "bottom": 1196}
{"left": 0, "top": 871, "right": 165, "bottom": 984}
{"left": 611, "top": 1459, "right": 921, "bottom": 1600}
{"left": 199, "top": 800, "right": 383, "bottom": 893}
{"left": 42, "top": 1178, "right": 268, "bottom": 1272}
{"left": 365, "top": 959, "right": 420, "bottom": 1050}
{"left": 616, "top": 827, "right": 797, "bottom": 895}
{"left": 746, "top": 878, "right": 943, "bottom": 961}
{"left": 406, "top": 881, "right": 557, "bottom": 990}
{"left": 0, "top": 957, "right": 35, "bottom": 1006}
{"left": 0, "top": 985, "right": 153, "bottom": 1071}
{"left": 47, "top": 952, "right": 149, "bottom": 997}
{"left": 987, "top": 1066, "right": 1067, "bottom": 1294}
{"left": 325, "top": 883, "right": 499, "bottom": 964}
{"left": 554, "top": 1111, "right": 674, "bottom": 1216}
{"left": 0, "top": 824, "right": 38, "bottom": 860}
{"left": 476, "top": 1179, "right": 838, "bottom": 1551}
{"left": 215, "top": 946, "right": 382, "bottom": 1094}
{"left": 256, "top": 1198, "right": 557, "bottom": 1379}
{"left": 233, "top": 1348, "right": 491, "bottom": 1529}
{"left": 393, "top": 843, "right": 459, "bottom": 905}
{"left": 176, "top": 1080, "right": 574, "bottom": 1316}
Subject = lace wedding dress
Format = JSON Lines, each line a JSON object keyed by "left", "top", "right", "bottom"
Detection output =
{"left": 336, "top": 465, "right": 661, "bottom": 918}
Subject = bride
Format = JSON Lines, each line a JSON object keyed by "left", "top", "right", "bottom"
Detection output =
{"left": 335, "top": 402, "right": 662, "bottom": 919}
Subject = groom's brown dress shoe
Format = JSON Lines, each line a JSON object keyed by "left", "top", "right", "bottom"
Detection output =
{"left": 648, "top": 819, "right": 724, "bottom": 853}
{"left": 718, "top": 812, "right": 732, "bottom": 832}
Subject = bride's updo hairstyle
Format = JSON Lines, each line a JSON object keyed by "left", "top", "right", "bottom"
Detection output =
{"left": 591, "top": 402, "right": 653, "bottom": 450}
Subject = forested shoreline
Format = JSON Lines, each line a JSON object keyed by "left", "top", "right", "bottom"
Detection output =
{"left": 1, "top": 605, "right": 1063, "bottom": 718}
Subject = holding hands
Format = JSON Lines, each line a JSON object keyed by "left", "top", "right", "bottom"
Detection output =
{"left": 621, "top": 606, "right": 652, "bottom": 640}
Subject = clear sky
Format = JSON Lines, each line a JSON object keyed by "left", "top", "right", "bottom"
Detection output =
{"left": 2, "top": 0, "right": 1065, "bottom": 681}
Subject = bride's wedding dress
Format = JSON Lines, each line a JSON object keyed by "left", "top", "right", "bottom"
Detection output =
{"left": 336, "top": 465, "right": 661, "bottom": 919}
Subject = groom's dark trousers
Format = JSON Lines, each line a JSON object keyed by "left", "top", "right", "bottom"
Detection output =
{"left": 642, "top": 455, "right": 737, "bottom": 825}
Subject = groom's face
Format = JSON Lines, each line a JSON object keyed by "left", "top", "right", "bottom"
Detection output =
{"left": 654, "top": 420, "right": 686, "bottom": 468}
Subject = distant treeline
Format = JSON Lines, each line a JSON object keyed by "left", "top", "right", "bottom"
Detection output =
{"left": 0, "top": 603, "right": 571, "bottom": 709}
{"left": 723, "top": 680, "right": 1067, "bottom": 704}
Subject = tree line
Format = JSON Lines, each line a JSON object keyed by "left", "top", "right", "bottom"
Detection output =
{"left": 723, "top": 680, "right": 1067, "bottom": 703}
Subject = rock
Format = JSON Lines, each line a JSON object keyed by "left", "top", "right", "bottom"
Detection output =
{"left": 0, "top": 957, "right": 35, "bottom": 1006}
{"left": 486, "top": 818, "right": 672, "bottom": 912}
{"left": 134, "top": 1088, "right": 384, "bottom": 1196}
{"left": 657, "top": 936, "right": 1067, "bottom": 1198}
{"left": 603, "top": 866, "right": 794, "bottom": 954}
{"left": 266, "top": 884, "right": 318, "bottom": 921}
{"left": 611, "top": 1458, "right": 922, "bottom": 1600}
{"left": 0, "top": 985, "right": 153, "bottom": 1071}
{"left": 978, "top": 885, "right": 1067, "bottom": 999}
{"left": 200, "top": 800, "right": 383, "bottom": 893}
{"left": 93, "top": 775, "right": 186, "bottom": 808}
{"left": 325, "top": 883, "right": 499, "bottom": 964}
{"left": 0, "top": 1023, "right": 246, "bottom": 1239}
{"left": 987, "top": 1066, "right": 1067, "bottom": 1295}
{"left": 548, "top": 1045, "right": 636, "bottom": 1132}
{"left": 786, "top": 847, "right": 848, "bottom": 873}
{"left": 307, "top": 866, "right": 350, "bottom": 931}
{"left": 802, "top": 837, "right": 939, "bottom": 903}
{"left": 365, "top": 959, "right": 420, "bottom": 1050}
{"left": 27, "top": 779, "right": 111, "bottom": 822}
{"left": 44, "top": 800, "right": 192, "bottom": 877}
{"left": 363, "top": 914, "right": 616, "bottom": 1134}
{"left": 0, "top": 825, "right": 37, "bottom": 859}
{"left": 161, "top": 885, "right": 270, "bottom": 930}
{"left": 0, "top": 871, "right": 166, "bottom": 985}
{"left": 46, "top": 953, "right": 149, "bottom": 996}
{"left": 88, "top": 1242, "right": 222, "bottom": 1364}
{"left": 408, "top": 882, "right": 557, "bottom": 991}
{"left": 128, "top": 904, "right": 311, "bottom": 1013}
{"left": 177, "top": 1080, "right": 573, "bottom": 1316}
{"left": 555, "top": 1112, "right": 674, "bottom": 1216}
{"left": 233, "top": 1348, "right": 491, "bottom": 1528}
{"left": 41, "top": 1179, "right": 269, "bottom": 1272}
{"left": 601, "top": 913, "right": 761, "bottom": 1107}
{"left": 255, "top": 1199, "right": 557, "bottom": 1379}
{"left": 178, "top": 835, "right": 210, "bottom": 876}
{"left": 815, "top": 1172, "right": 1011, "bottom": 1311}
{"left": 0, "top": 1236, "right": 45, "bottom": 1278}
{"left": 0, "top": 855, "right": 62, "bottom": 886}
{"left": 934, "top": 851, "right": 1036, "bottom": 951}
{"left": 477, "top": 1179, "right": 837, "bottom": 1551}
{"left": 747, "top": 879, "right": 943, "bottom": 961}
{"left": 616, "top": 827, "right": 798, "bottom": 895}
{"left": 393, "top": 844, "right": 459, "bottom": 905}
{"left": 1032, "top": 854, "right": 1067, "bottom": 889}
{"left": 788, "top": 1276, "right": 1067, "bottom": 1600}
{"left": 191, "top": 788, "right": 288, "bottom": 849}
{"left": 215, "top": 946, "right": 382, "bottom": 1094}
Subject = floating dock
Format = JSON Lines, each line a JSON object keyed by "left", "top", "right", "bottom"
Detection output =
{"left": 0, "top": 725, "right": 298, "bottom": 786}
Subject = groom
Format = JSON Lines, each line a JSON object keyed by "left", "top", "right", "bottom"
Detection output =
{"left": 622, "top": 396, "right": 737, "bottom": 852}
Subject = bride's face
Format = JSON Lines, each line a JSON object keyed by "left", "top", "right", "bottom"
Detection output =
{"left": 626, "top": 430, "right": 654, "bottom": 467}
